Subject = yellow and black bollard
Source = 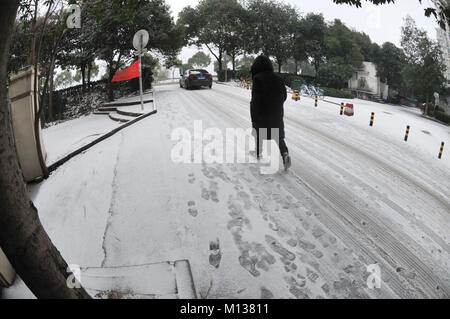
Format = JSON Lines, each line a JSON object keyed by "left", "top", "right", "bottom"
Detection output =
{"left": 370, "top": 112, "right": 375, "bottom": 126}
{"left": 292, "top": 90, "right": 300, "bottom": 101}
{"left": 404, "top": 125, "right": 410, "bottom": 142}
{"left": 247, "top": 82, "right": 251, "bottom": 90}
{"left": 315, "top": 96, "right": 318, "bottom": 107}
{"left": 340, "top": 103, "right": 344, "bottom": 115}
{"left": 439, "top": 142, "right": 445, "bottom": 159}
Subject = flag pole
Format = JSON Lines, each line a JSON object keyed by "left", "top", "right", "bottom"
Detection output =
{"left": 139, "top": 34, "right": 144, "bottom": 111}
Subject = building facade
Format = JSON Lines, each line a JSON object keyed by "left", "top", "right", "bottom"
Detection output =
{"left": 348, "top": 62, "right": 389, "bottom": 100}
{"left": 434, "top": 0, "right": 450, "bottom": 85}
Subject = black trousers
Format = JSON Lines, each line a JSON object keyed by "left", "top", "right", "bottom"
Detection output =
{"left": 255, "top": 127, "right": 288, "bottom": 157}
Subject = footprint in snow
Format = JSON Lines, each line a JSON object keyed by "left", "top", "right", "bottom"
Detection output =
{"left": 187, "top": 201, "right": 198, "bottom": 217}
{"left": 200, "top": 181, "right": 220, "bottom": 203}
{"left": 260, "top": 287, "right": 274, "bottom": 299}
{"left": 209, "top": 238, "right": 222, "bottom": 269}
{"left": 265, "top": 235, "right": 296, "bottom": 261}
{"left": 239, "top": 251, "right": 260, "bottom": 277}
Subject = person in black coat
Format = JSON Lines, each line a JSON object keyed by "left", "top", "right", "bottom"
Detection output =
{"left": 250, "top": 55, "right": 291, "bottom": 170}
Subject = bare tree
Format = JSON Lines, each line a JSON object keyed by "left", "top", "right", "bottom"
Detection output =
{"left": 0, "top": 0, "right": 90, "bottom": 299}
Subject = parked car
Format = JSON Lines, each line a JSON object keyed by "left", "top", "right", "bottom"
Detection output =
{"left": 180, "top": 69, "right": 213, "bottom": 90}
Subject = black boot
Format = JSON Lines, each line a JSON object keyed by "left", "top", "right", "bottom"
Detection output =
{"left": 282, "top": 152, "right": 291, "bottom": 171}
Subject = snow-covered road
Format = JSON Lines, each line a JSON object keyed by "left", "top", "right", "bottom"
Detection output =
{"left": 6, "top": 83, "right": 450, "bottom": 299}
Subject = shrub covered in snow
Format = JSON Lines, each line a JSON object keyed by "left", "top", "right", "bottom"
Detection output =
{"left": 322, "top": 87, "right": 355, "bottom": 99}
{"left": 435, "top": 111, "right": 450, "bottom": 124}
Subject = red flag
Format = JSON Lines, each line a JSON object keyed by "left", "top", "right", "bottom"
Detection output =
{"left": 111, "top": 60, "right": 140, "bottom": 82}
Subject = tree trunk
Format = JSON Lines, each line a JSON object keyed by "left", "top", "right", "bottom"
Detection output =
{"left": 87, "top": 62, "right": 92, "bottom": 90}
{"left": 295, "top": 60, "right": 298, "bottom": 75}
{"left": 81, "top": 63, "right": 86, "bottom": 92}
{"left": 231, "top": 52, "right": 236, "bottom": 72}
{"left": 107, "top": 65, "right": 114, "bottom": 102}
{"left": 314, "top": 61, "right": 319, "bottom": 81}
{"left": 218, "top": 52, "right": 223, "bottom": 73}
{"left": 27, "top": 0, "right": 39, "bottom": 66}
{"left": 0, "top": 0, "right": 90, "bottom": 299}
{"left": 48, "top": 64, "right": 55, "bottom": 122}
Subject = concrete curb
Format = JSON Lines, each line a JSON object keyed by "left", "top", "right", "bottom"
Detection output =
{"left": 102, "top": 99, "right": 154, "bottom": 108}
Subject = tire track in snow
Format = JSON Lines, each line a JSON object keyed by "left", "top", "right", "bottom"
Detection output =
{"left": 285, "top": 128, "right": 450, "bottom": 254}
{"left": 286, "top": 162, "right": 449, "bottom": 298}
{"left": 181, "top": 86, "right": 450, "bottom": 298}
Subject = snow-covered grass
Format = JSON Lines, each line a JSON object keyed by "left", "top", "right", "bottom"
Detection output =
{"left": 43, "top": 92, "right": 155, "bottom": 165}
{"left": 43, "top": 114, "right": 121, "bottom": 165}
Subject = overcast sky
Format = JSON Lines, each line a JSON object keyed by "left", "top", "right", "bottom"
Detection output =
{"left": 165, "top": 0, "right": 440, "bottom": 64}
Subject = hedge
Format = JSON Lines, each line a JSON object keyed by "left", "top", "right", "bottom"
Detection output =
{"left": 217, "top": 70, "right": 235, "bottom": 82}
{"left": 435, "top": 105, "right": 446, "bottom": 113}
{"left": 278, "top": 74, "right": 305, "bottom": 88}
{"left": 435, "top": 111, "right": 450, "bottom": 124}
{"left": 322, "top": 87, "right": 355, "bottom": 99}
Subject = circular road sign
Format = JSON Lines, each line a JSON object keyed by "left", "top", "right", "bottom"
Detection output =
{"left": 133, "top": 29, "right": 149, "bottom": 51}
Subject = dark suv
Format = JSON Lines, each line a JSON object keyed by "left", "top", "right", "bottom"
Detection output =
{"left": 180, "top": 69, "right": 213, "bottom": 90}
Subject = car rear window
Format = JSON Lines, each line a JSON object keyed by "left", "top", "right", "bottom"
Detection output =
{"left": 189, "top": 70, "right": 208, "bottom": 75}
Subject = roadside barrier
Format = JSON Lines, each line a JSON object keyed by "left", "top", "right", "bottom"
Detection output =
{"left": 439, "top": 142, "right": 445, "bottom": 159}
{"left": 344, "top": 103, "right": 354, "bottom": 116}
{"left": 404, "top": 125, "right": 410, "bottom": 142}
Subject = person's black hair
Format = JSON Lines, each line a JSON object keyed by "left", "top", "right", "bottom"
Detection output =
{"left": 251, "top": 55, "right": 274, "bottom": 78}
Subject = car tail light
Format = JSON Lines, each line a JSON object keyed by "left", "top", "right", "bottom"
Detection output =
{"left": 209, "top": 74, "right": 213, "bottom": 79}
{"left": 188, "top": 75, "right": 194, "bottom": 80}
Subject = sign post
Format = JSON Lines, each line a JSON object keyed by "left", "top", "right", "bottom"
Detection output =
{"left": 133, "top": 30, "right": 149, "bottom": 111}
{"left": 138, "top": 34, "right": 144, "bottom": 111}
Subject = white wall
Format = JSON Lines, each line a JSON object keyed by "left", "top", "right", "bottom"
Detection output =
{"left": 348, "top": 62, "right": 388, "bottom": 97}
